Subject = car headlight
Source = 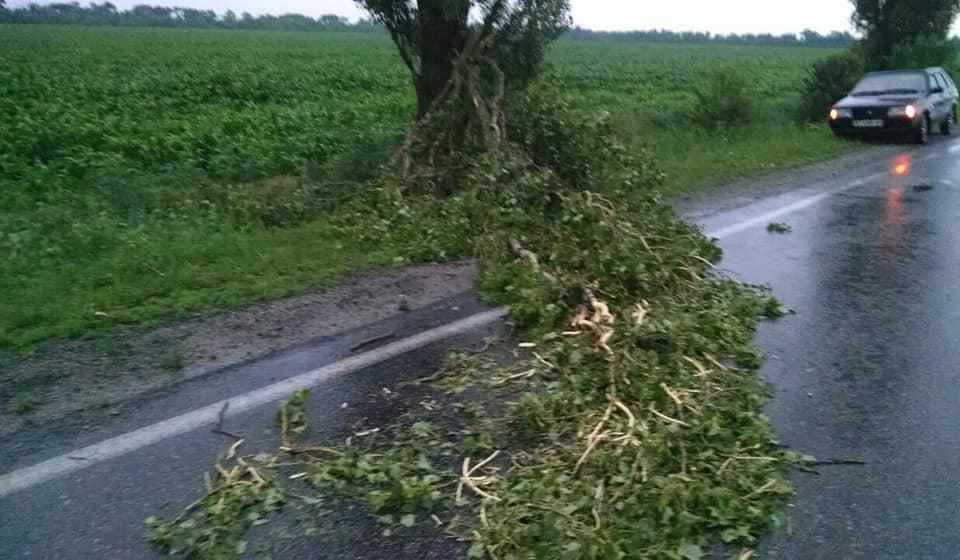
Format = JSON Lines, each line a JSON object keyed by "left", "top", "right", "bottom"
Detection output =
{"left": 888, "top": 105, "right": 918, "bottom": 118}
{"left": 829, "top": 108, "right": 852, "bottom": 120}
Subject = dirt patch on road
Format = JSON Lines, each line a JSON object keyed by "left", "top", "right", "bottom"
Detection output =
{"left": 0, "top": 262, "right": 477, "bottom": 438}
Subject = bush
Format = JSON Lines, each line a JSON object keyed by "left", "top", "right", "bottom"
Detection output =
{"left": 506, "top": 91, "right": 657, "bottom": 187}
{"left": 798, "top": 50, "right": 865, "bottom": 122}
{"left": 689, "top": 66, "right": 756, "bottom": 130}
{"left": 890, "top": 36, "right": 957, "bottom": 70}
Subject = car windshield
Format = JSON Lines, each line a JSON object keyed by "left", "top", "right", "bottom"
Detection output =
{"left": 851, "top": 73, "right": 927, "bottom": 96}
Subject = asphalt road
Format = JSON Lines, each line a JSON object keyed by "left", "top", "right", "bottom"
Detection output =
{"left": 697, "top": 135, "right": 960, "bottom": 559}
{"left": 3, "top": 135, "right": 960, "bottom": 559}
{"left": 0, "top": 293, "right": 502, "bottom": 559}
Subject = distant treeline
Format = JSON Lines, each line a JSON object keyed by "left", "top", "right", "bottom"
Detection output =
{"left": 566, "top": 27, "right": 856, "bottom": 48}
{"left": 0, "top": 2, "right": 383, "bottom": 32}
{"left": 1, "top": 1, "right": 856, "bottom": 48}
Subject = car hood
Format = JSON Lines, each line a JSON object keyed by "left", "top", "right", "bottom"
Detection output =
{"left": 835, "top": 95, "right": 920, "bottom": 108}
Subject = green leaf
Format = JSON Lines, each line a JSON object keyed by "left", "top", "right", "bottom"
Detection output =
{"left": 367, "top": 490, "right": 392, "bottom": 513}
{"left": 467, "top": 543, "right": 486, "bottom": 558}
{"left": 400, "top": 514, "right": 416, "bottom": 527}
{"left": 411, "top": 421, "right": 435, "bottom": 438}
{"left": 678, "top": 543, "right": 704, "bottom": 560}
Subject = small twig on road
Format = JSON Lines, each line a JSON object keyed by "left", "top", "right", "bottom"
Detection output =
{"left": 350, "top": 332, "right": 396, "bottom": 353}
{"left": 467, "top": 335, "right": 497, "bottom": 354}
{"left": 212, "top": 401, "right": 243, "bottom": 440}
{"left": 795, "top": 458, "right": 867, "bottom": 474}
{"left": 280, "top": 445, "right": 342, "bottom": 456}
{"left": 808, "top": 459, "right": 867, "bottom": 467}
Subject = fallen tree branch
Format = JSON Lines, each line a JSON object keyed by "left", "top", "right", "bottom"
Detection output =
{"left": 459, "top": 451, "right": 502, "bottom": 502}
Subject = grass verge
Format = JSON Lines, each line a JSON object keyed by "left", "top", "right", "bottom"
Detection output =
{"left": 1, "top": 216, "right": 397, "bottom": 350}
{"left": 650, "top": 124, "right": 857, "bottom": 195}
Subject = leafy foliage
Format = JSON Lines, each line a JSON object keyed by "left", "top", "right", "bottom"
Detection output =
{"left": 279, "top": 390, "right": 310, "bottom": 444}
{"left": 308, "top": 428, "right": 453, "bottom": 516}
{"left": 851, "top": 0, "right": 960, "bottom": 68}
{"left": 507, "top": 91, "right": 658, "bottom": 187}
{"left": 798, "top": 50, "right": 866, "bottom": 121}
{"left": 146, "top": 455, "right": 284, "bottom": 558}
{"left": 355, "top": 0, "right": 570, "bottom": 117}
{"left": 767, "top": 222, "right": 793, "bottom": 234}
{"left": 326, "top": 102, "right": 796, "bottom": 557}
{"left": 146, "top": 77, "right": 799, "bottom": 558}
{"left": 690, "top": 66, "right": 756, "bottom": 130}
{"left": 889, "top": 35, "right": 959, "bottom": 68}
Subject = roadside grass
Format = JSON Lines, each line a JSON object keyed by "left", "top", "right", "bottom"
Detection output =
{"left": 608, "top": 91, "right": 860, "bottom": 195}
{"left": 652, "top": 124, "right": 857, "bottom": 194}
{"left": 0, "top": 217, "right": 395, "bottom": 350}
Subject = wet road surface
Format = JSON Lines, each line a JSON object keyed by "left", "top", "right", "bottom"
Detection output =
{"left": 0, "top": 294, "right": 501, "bottom": 559}
{"left": 3, "top": 136, "right": 960, "bottom": 558}
{"left": 699, "top": 136, "right": 960, "bottom": 559}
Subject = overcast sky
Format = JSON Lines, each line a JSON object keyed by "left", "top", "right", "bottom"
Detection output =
{"left": 10, "top": 0, "right": 866, "bottom": 34}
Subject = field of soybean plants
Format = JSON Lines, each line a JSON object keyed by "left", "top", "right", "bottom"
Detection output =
{"left": 0, "top": 25, "right": 846, "bottom": 349}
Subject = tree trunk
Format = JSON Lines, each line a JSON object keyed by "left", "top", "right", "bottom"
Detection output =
{"left": 414, "top": 1, "right": 469, "bottom": 120}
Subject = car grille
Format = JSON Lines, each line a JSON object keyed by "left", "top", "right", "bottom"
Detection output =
{"left": 852, "top": 107, "right": 889, "bottom": 119}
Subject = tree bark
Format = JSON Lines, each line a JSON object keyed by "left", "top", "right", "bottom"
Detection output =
{"left": 414, "top": 1, "right": 469, "bottom": 119}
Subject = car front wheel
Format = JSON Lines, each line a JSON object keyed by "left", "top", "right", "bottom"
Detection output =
{"left": 915, "top": 115, "right": 930, "bottom": 145}
{"left": 941, "top": 110, "right": 954, "bottom": 136}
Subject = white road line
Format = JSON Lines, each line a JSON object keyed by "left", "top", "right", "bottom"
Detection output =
{"left": 706, "top": 171, "right": 887, "bottom": 240}
{"left": 2, "top": 150, "right": 950, "bottom": 498}
{"left": 707, "top": 144, "right": 960, "bottom": 241}
{"left": 0, "top": 308, "right": 508, "bottom": 498}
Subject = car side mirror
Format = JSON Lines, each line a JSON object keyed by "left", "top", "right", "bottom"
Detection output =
{"left": 931, "top": 87, "right": 944, "bottom": 94}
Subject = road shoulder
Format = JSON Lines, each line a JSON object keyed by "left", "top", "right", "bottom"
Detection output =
{"left": 0, "top": 261, "right": 476, "bottom": 438}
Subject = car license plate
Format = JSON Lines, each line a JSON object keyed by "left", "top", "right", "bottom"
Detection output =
{"left": 853, "top": 119, "right": 884, "bottom": 128}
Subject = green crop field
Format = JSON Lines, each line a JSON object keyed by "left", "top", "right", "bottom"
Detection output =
{"left": 0, "top": 25, "right": 849, "bottom": 349}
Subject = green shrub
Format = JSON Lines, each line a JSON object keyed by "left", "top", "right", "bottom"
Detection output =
{"left": 507, "top": 91, "right": 649, "bottom": 187}
{"left": 798, "top": 50, "right": 865, "bottom": 122}
{"left": 690, "top": 66, "right": 756, "bottom": 130}
{"left": 890, "top": 36, "right": 958, "bottom": 70}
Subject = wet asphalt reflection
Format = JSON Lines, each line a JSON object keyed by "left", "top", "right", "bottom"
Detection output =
{"left": 711, "top": 139, "right": 960, "bottom": 559}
